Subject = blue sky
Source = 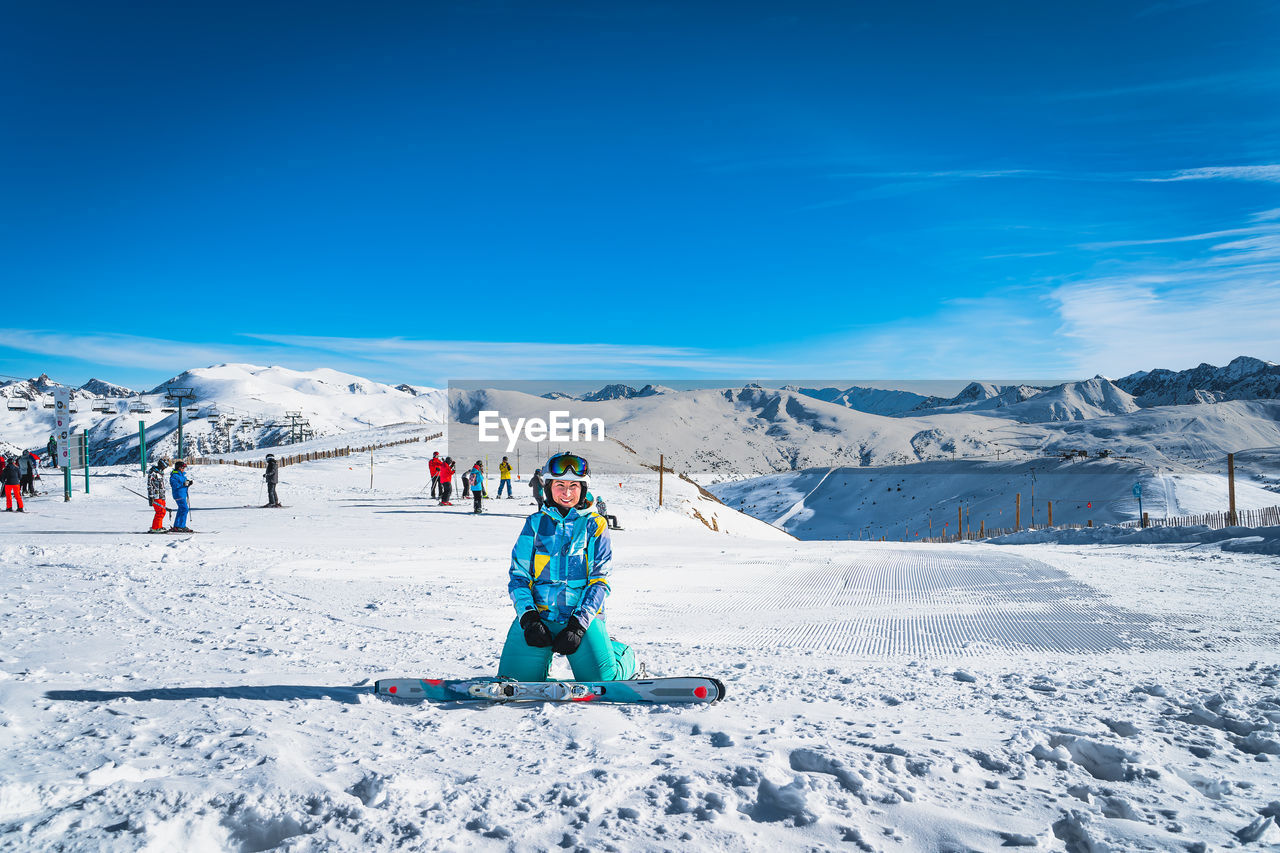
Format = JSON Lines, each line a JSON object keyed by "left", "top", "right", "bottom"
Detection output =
{"left": 2, "top": 0, "right": 1277, "bottom": 389}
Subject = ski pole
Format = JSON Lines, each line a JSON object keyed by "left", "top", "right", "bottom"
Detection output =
{"left": 123, "top": 486, "right": 175, "bottom": 514}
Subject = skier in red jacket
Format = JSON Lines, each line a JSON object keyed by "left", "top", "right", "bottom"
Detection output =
{"left": 437, "top": 457, "right": 455, "bottom": 506}
{"left": 428, "top": 451, "right": 442, "bottom": 498}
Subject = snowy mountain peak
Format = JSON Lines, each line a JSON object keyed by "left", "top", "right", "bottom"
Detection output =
{"left": 951, "top": 381, "right": 1001, "bottom": 404}
{"left": 80, "top": 378, "right": 136, "bottom": 398}
{"left": 1, "top": 374, "right": 75, "bottom": 401}
{"left": 1116, "top": 355, "right": 1280, "bottom": 406}
{"left": 1002, "top": 377, "right": 1141, "bottom": 422}
{"left": 581, "top": 384, "right": 641, "bottom": 402}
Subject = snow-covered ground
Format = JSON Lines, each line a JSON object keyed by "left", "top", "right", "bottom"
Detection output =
{"left": 711, "top": 458, "right": 1280, "bottom": 541}
{"left": 1, "top": 440, "right": 1278, "bottom": 851}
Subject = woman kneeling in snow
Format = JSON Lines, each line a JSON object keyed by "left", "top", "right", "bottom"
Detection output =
{"left": 498, "top": 452, "right": 635, "bottom": 682}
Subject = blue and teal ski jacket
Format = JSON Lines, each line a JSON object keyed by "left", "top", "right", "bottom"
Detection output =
{"left": 470, "top": 467, "right": 484, "bottom": 492}
{"left": 508, "top": 502, "right": 612, "bottom": 626}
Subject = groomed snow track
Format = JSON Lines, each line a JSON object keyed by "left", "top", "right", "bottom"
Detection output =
{"left": 639, "top": 546, "right": 1187, "bottom": 658}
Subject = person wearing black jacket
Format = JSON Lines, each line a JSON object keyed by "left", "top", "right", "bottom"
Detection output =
{"left": 529, "top": 468, "right": 545, "bottom": 511}
{"left": 3, "top": 457, "right": 24, "bottom": 512}
{"left": 263, "top": 454, "right": 281, "bottom": 507}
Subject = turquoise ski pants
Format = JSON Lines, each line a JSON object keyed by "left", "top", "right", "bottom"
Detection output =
{"left": 497, "top": 616, "right": 636, "bottom": 682}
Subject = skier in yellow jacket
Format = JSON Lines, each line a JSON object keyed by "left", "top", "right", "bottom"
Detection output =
{"left": 497, "top": 456, "right": 514, "bottom": 499}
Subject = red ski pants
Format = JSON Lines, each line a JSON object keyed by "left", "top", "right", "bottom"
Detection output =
{"left": 151, "top": 499, "right": 166, "bottom": 530}
{"left": 4, "top": 485, "right": 22, "bottom": 511}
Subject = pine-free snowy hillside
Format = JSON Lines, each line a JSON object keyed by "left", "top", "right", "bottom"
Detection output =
{"left": 448, "top": 386, "right": 1014, "bottom": 483}
{"left": 716, "top": 398, "right": 1280, "bottom": 538}
{"left": 147, "top": 365, "right": 447, "bottom": 424}
{"left": 903, "top": 382, "right": 1045, "bottom": 416}
{"left": 998, "top": 377, "right": 1142, "bottom": 423}
{"left": 79, "top": 378, "right": 137, "bottom": 398}
{"left": 712, "top": 456, "right": 1280, "bottom": 540}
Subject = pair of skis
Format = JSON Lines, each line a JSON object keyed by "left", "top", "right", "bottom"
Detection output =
{"left": 375, "top": 676, "right": 725, "bottom": 705}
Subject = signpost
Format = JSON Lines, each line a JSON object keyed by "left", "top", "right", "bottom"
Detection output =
{"left": 1132, "top": 481, "right": 1143, "bottom": 527}
{"left": 53, "top": 388, "right": 72, "bottom": 501}
{"left": 67, "top": 432, "right": 90, "bottom": 494}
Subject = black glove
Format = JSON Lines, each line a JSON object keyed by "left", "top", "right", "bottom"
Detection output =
{"left": 552, "top": 616, "right": 587, "bottom": 656}
{"left": 520, "top": 611, "right": 553, "bottom": 648}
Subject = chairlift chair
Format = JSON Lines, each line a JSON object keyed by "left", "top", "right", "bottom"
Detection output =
{"left": 5, "top": 398, "right": 29, "bottom": 411}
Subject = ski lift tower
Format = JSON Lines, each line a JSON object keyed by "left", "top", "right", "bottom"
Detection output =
{"left": 165, "top": 387, "right": 196, "bottom": 460}
{"left": 285, "top": 411, "right": 304, "bottom": 444}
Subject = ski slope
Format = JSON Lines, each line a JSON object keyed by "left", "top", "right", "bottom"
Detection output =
{"left": 713, "top": 457, "right": 1280, "bottom": 540}
{"left": 1, "top": 440, "right": 1277, "bottom": 850}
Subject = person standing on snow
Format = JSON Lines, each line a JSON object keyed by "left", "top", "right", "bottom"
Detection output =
{"left": 47, "top": 436, "right": 57, "bottom": 468}
{"left": 18, "top": 451, "right": 37, "bottom": 496}
{"left": 3, "top": 457, "right": 24, "bottom": 512}
{"left": 146, "top": 458, "right": 169, "bottom": 532}
{"left": 429, "top": 451, "right": 442, "bottom": 498}
{"left": 497, "top": 456, "right": 513, "bottom": 498}
{"left": 263, "top": 454, "right": 281, "bottom": 507}
{"left": 169, "top": 461, "right": 194, "bottom": 532}
{"left": 438, "top": 456, "right": 455, "bottom": 506}
{"left": 469, "top": 461, "right": 485, "bottom": 514}
{"left": 529, "top": 467, "right": 545, "bottom": 511}
{"left": 498, "top": 452, "right": 634, "bottom": 682}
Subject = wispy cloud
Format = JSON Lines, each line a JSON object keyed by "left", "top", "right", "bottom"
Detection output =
{"left": 1079, "top": 224, "right": 1280, "bottom": 250}
{"left": 0, "top": 331, "right": 274, "bottom": 380}
{"left": 1050, "top": 211, "right": 1280, "bottom": 372}
{"left": 0, "top": 331, "right": 771, "bottom": 387}
{"left": 1142, "top": 164, "right": 1280, "bottom": 183}
{"left": 770, "top": 206, "right": 1280, "bottom": 378}
{"left": 242, "top": 334, "right": 770, "bottom": 379}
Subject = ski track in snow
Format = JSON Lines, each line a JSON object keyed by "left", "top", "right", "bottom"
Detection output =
{"left": 0, "top": 443, "right": 1278, "bottom": 852}
{"left": 636, "top": 549, "right": 1188, "bottom": 658}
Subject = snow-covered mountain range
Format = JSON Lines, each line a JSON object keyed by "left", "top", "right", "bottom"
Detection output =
{"left": 3, "top": 357, "right": 1276, "bottom": 536}
{"left": 781, "top": 357, "right": 1279, "bottom": 421}
{"left": 0, "top": 364, "right": 446, "bottom": 464}
{"left": 1115, "top": 355, "right": 1280, "bottom": 406}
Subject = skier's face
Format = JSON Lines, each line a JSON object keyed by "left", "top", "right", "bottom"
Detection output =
{"left": 549, "top": 480, "right": 581, "bottom": 508}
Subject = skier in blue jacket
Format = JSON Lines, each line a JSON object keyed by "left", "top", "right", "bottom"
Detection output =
{"left": 468, "top": 461, "right": 485, "bottom": 514}
{"left": 169, "top": 461, "right": 194, "bottom": 532}
{"left": 498, "top": 452, "right": 635, "bottom": 682}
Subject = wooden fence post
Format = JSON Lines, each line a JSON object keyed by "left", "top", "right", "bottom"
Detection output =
{"left": 1227, "top": 452, "right": 1237, "bottom": 526}
{"left": 1015, "top": 493, "right": 1021, "bottom": 531}
{"left": 658, "top": 454, "right": 664, "bottom": 507}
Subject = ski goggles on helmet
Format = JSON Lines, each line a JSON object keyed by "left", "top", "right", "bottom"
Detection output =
{"left": 545, "top": 452, "right": 589, "bottom": 478}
